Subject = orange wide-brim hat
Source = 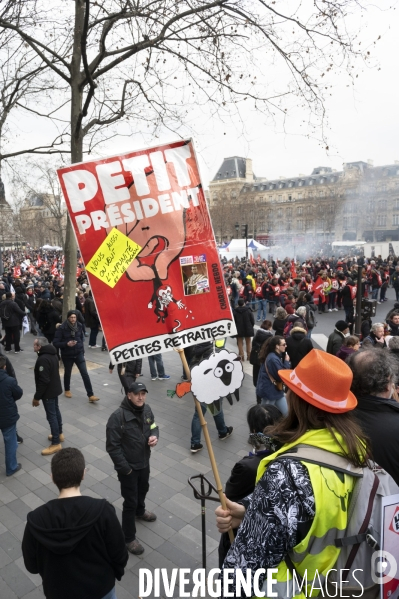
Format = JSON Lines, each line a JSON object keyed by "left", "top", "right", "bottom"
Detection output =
{"left": 279, "top": 349, "right": 357, "bottom": 414}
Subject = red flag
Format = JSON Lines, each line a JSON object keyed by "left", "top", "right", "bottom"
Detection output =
{"left": 290, "top": 260, "right": 297, "bottom": 278}
{"left": 37, "top": 256, "right": 42, "bottom": 267}
{"left": 76, "top": 266, "right": 82, "bottom": 277}
{"left": 51, "top": 266, "right": 59, "bottom": 276}
{"left": 13, "top": 267, "right": 21, "bottom": 277}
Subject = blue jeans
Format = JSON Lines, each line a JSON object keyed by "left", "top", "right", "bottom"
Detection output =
{"left": 1, "top": 423, "right": 18, "bottom": 476}
{"left": 261, "top": 395, "right": 288, "bottom": 415}
{"left": 371, "top": 288, "right": 379, "bottom": 300}
{"left": 191, "top": 402, "right": 228, "bottom": 445}
{"left": 89, "top": 326, "right": 99, "bottom": 346}
{"left": 43, "top": 397, "right": 62, "bottom": 445}
{"left": 148, "top": 354, "right": 165, "bottom": 378}
{"left": 257, "top": 299, "right": 267, "bottom": 321}
{"left": 63, "top": 352, "right": 94, "bottom": 397}
{"left": 101, "top": 588, "right": 116, "bottom": 599}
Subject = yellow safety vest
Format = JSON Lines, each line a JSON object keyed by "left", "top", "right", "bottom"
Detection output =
{"left": 255, "top": 429, "right": 357, "bottom": 599}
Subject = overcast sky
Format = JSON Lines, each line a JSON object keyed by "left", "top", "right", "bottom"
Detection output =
{"left": 182, "top": 1, "right": 399, "bottom": 185}
{"left": 4, "top": 1, "right": 398, "bottom": 195}
{"left": 95, "top": 1, "right": 399, "bottom": 186}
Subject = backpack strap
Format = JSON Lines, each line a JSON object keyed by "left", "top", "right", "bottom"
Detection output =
{"left": 275, "top": 444, "right": 364, "bottom": 478}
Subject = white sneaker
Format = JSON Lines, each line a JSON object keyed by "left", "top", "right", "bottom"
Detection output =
{"left": 334, "top": 308, "right": 338, "bottom": 311}
{"left": 89, "top": 345, "right": 101, "bottom": 348}
{"left": 328, "top": 309, "right": 332, "bottom": 312}
{"left": 151, "top": 377, "right": 157, "bottom": 381}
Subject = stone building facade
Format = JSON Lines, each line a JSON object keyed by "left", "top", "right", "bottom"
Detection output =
{"left": 0, "top": 176, "right": 16, "bottom": 249}
{"left": 208, "top": 157, "right": 399, "bottom": 246}
{"left": 19, "top": 193, "right": 66, "bottom": 248}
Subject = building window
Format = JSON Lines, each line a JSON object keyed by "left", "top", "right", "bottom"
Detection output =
{"left": 277, "top": 208, "right": 283, "bottom": 218}
{"left": 286, "top": 208, "right": 292, "bottom": 218}
{"left": 377, "top": 214, "right": 387, "bottom": 227}
{"left": 278, "top": 195, "right": 282, "bottom": 202}
{"left": 297, "top": 206, "right": 303, "bottom": 215}
{"left": 298, "top": 192, "right": 302, "bottom": 199}
{"left": 378, "top": 199, "right": 387, "bottom": 211}
{"left": 367, "top": 200, "right": 375, "bottom": 211}
{"left": 297, "top": 220, "right": 303, "bottom": 230}
{"left": 393, "top": 215, "right": 399, "bottom": 226}
{"left": 395, "top": 199, "right": 399, "bottom": 210}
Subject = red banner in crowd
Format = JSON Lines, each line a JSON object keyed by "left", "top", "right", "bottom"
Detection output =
{"left": 57, "top": 139, "right": 236, "bottom": 364}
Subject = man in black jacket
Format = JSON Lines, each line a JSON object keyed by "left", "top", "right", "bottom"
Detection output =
{"left": 0, "top": 291, "right": 26, "bottom": 352}
{"left": 347, "top": 349, "right": 399, "bottom": 485}
{"left": 106, "top": 381, "right": 159, "bottom": 556}
{"left": 22, "top": 447, "right": 128, "bottom": 599}
{"left": 53, "top": 311, "right": 99, "bottom": 403}
{"left": 233, "top": 298, "right": 255, "bottom": 361}
{"left": 33, "top": 337, "right": 64, "bottom": 456}
{"left": 0, "top": 356, "right": 23, "bottom": 476}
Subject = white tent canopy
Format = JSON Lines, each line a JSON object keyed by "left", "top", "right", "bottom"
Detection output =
{"left": 41, "top": 245, "right": 63, "bottom": 250}
{"left": 331, "top": 241, "right": 366, "bottom": 247}
{"left": 218, "top": 238, "right": 269, "bottom": 259}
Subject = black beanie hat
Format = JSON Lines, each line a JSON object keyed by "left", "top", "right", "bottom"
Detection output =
{"left": 335, "top": 320, "right": 349, "bottom": 332}
{"left": 67, "top": 310, "right": 77, "bottom": 318}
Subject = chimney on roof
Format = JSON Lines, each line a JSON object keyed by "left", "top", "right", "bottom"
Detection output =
{"left": 367, "top": 159, "right": 374, "bottom": 166}
{"left": 245, "top": 158, "right": 253, "bottom": 182}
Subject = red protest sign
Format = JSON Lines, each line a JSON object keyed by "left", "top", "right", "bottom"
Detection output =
{"left": 57, "top": 139, "right": 235, "bottom": 364}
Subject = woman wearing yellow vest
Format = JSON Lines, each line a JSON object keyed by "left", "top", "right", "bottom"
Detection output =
{"left": 215, "top": 349, "right": 369, "bottom": 599}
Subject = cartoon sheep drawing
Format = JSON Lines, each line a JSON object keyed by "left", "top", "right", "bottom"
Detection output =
{"left": 175, "top": 349, "right": 244, "bottom": 405}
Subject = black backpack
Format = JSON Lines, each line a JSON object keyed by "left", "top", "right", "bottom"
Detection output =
{"left": 0, "top": 302, "right": 10, "bottom": 321}
{"left": 306, "top": 307, "right": 316, "bottom": 329}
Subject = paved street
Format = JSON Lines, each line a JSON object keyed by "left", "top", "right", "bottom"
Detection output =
{"left": 0, "top": 291, "right": 394, "bottom": 598}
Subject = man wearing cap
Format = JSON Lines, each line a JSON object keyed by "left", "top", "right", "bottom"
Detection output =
{"left": 106, "top": 381, "right": 159, "bottom": 556}
{"left": 326, "top": 320, "right": 349, "bottom": 356}
{"left": 53, "top": 311, "right": 99, "bottom": 403}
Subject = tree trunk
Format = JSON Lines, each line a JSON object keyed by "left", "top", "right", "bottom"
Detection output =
{"left": 62, "top": 0, "right": 84, "bottom": 320}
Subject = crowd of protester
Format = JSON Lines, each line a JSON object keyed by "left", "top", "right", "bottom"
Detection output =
{"left": 1, "top": 246, "right": 399, "bottom": 598}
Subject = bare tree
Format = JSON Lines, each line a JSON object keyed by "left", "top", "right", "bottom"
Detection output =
{"left": 12, "top": 160, "right": 67, "bottom": 247}
{"left": 0, "top": 0, "right": 377, "bottom": 315}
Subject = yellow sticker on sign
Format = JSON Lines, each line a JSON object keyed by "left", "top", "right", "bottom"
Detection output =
{"left": 86, "top": 229, "right": 142, "bottom": 288}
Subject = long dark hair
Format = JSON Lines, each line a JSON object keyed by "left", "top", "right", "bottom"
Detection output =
{"left": 259, "top": 335, "right": 284, "bottom": 362}
{"left": 265, "top": 390, "right": 370, "bottom": 468}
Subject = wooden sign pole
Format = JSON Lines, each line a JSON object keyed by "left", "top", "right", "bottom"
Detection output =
{"left": 177, "top": 349, "right": 234, "bottom": 543}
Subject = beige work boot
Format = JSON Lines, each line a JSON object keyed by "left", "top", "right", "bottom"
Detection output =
{"left": 41, "top": 444, "right": 62, "bottom": 456}
{"left": 89, "top": 395, "right": 100, "bottom": 402}
{"left": 48, "top": 434, "right": 65, "bottom": 442}
{"left": 64, "top": 390, "right": 72, "bottom": 398}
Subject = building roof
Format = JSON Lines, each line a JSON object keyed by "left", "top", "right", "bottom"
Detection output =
{"left": 212, "top": 157, "right": 249, "bottom": 181}
{"left": 240, "top": 161, "right": 399, "bottom": 194}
